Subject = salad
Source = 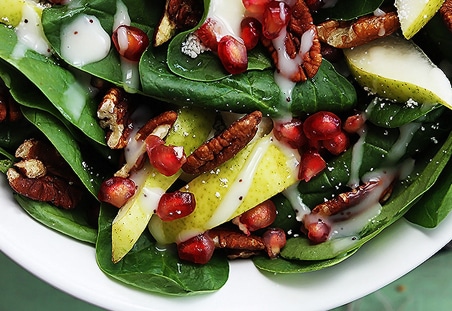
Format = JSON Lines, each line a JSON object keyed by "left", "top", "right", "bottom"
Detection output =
{"left": 0, "top": 0, "right": 451, "bottom": 297}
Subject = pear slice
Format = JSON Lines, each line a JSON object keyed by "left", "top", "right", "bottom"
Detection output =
{"left": 344, "top": 35, "right": 452, "bottom": 110}
{"left": 111, "top": 107, "right": 215, "bottom": 263}
{"left": 148, "top": 135, "right": 300, "bottom": 245}
{"left": 0, "top": 0, "right": 43, "bottom": 27}
{"left": 394, "top": 0, "right": 445, "bottom": 39}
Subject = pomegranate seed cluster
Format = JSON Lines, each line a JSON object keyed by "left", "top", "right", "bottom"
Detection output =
{"left": 194, "top": 0, "right": 302, "bottom": 75}
{"left": 273, "top": 111, "right": 362, "bottom": 182}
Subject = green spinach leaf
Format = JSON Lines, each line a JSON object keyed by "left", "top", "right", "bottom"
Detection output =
{"left": 15, "top": 194, "right": 97, "bottom": 244}
{"left": 141, "top": 46, "right": 357, "bottom": 116}
{"left": 315, "top": 0, "right": 385, "bottom": 21}
{"left": 21, "top": 107, "right": 103, "bottom": 198}
{"left": 42, "top": 0, "right": 160, "bottom": 91}
{"left": 253, "top": 249, "right": 358, "bottom": 274}
{"left": 405, "top": 158, "right": 452, "bottom": 228}
{"left": 0, "top": 24, "right": 105, "bottom": 145}
{"left": 96, "top": 204, "right": 229, "bottom": 295}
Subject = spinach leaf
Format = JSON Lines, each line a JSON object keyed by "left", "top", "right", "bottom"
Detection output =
{"left": 364, "top": 97, "right": 442, "bottom": 128}
{"left": 42, "top": 0, "right": 159, "bottom": 91}
{"left": 96, "top": 204, "right": 229, "bottom": 295}
{"left": 21, "top": 107, "right": 103, "bottom": 198}
{"left": 405, "top": 158, "right": 452, "bottom": 228}
{"left": 280, "top": 130, "right": 452, "bottom": 262}
{"left": 167, "top": 33, "right": 272, "bottom": 82}
{"left": 253, "top": 249, "right": 357, "bottom": 274}
{"left": 0, "top": 24, "right": 105, "bottom": 145}
{"left": 315, "top": 0, "right": 385, "bottom": 21}
{"left": 15, "top": 194, "right": 97, "bottom": 244}
{"left": 141, "top": 46, "right": 357, "bottom": 116}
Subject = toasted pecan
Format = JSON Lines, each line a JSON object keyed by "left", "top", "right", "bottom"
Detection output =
{"left": 316, "top": 10, "right": 400, "bottom": 49}
{"left": 182, "top": 110, "right": 262, "bottom": 175}
{"left": 97, "top": 87, "right": 133, "bottom": 149}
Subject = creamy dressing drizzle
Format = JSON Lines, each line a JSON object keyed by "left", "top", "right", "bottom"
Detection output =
{"left": 207, "top": 0, "right": 246, "bottom": 39}
{"left": 12, "top": 4, "right": 52, "bottom": 58}
{"left": 113, "top": 0, "right": 140, "bottom": 92}
{"left": 60, "top": 14, "right": 111, "bottom": 66}
{"left": 205, "top": 135, "right": 273, "bottom": 228}
{"left": 282, "top": 183, "right": 310, "bottom": 221}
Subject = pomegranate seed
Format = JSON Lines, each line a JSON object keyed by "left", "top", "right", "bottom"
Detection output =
{"left": 217, "top": 35, "right": 248, "bottom": 74}
{"left": 262, "top": 228, "right": 286, "bottom": 258}
{"left": 195, "top": 18, "right": 220, "bottom": 52}
{"left": 145, "top": 134, "right": 165, "bottom": 151}
{"left": 112, "top": 25, "right": 149, "bottom": 62}
{"left": 242, "top": 0, "right": 271, "bottom": 15}
{"left": 305, "top": 220, "right": 330, "bottom": 244}
{"left": 98, "top": 176, "right": 136, "bottom": 208}
{"left": 343, "top": 113, "right": 366, "bottom": 133}
{"left": 149, "top": 144, "right": 186, "bottom": 176}
{"left": 177, "top": 233, "right": 215, "bottom": 264}
{"left": 240, "top": 17, "right": 262, "bottom": 50}
{"left": 322, "top": 131, "right": 349, "bottom": 155}
{"left": 298, "top": 149, "right": 326, "bottom": 182}
{"left": 273, "top": 118, "right": 306, "bottom": 149}
{"left": 156, "top": 191, "right": 196, "bottom": 221}
{"left": 303, "top": 111, "right": 342, "bottom": 141}
{"left": 262, "top": 1, "right": 291, "bottom": 39}
{"left": 233, "top": 199, "right": 277, "bottom": 235}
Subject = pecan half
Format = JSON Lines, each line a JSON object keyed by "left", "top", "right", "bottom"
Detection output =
{"left": 208, "top": 227, "right": 265, "bottom": 251}
{"left": 7, "top": 139, "right": 83, "bottom": 209}
{"left": 316, "top": 10, "right": 400, "bottom": 49}
{"left": 134, "top": 110, "right": 178, "bottom": 141}
{"left": 182, "top": 110, "right": 262, "bottom": 175}
{"left": 154, "top": 0, "right": 203, "bottom": 46}
{"left": 97, "top": 87, "right": 133, "bottom": 149}
{"left": 311, "top": 179, "right": 394, "bottom": 217}
{"left": 261, "top": 0, "right": 322, "bottom": 82}
{"left": 440, "top": 0, "right": 452, "bottom": 33}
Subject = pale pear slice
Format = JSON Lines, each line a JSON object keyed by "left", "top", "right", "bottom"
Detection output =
{"left": 111, "top": 107, "right": 215, "bottom": 263}
{"left": 0, "top": 0, "right": 43, "bottom": 27}
{"left": 148, "top": 135, "right": 300, "bottom": 245}
{"left": 344, "top": 35, "right": 452, "bottom": 110}
{"left": 395, "top": 0, "right": 445, "bottom": 39}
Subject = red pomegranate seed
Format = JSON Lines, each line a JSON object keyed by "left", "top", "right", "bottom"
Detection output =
{"left": 177, "top": 233, "right": 215, "bottom": 264}
{"left": 149, "top": 144, "right": 186, "bottom": 176}
{"left": 322, "top": 131, "right": 349, "bottom": 155}
{"left": 262, "top": 227, "right": 286, "bottom": 258}
{"left": 262, "top": 1, "right": 291, "bottom": 39}
{"left": 145, "top": 134, "right": 165, "bottom": 151}
{"left": 303, "top": 111, "right": 342, "bottom": 141}
{"left": 343, "top": 113, "right": 366, "bottom": 133}
{"left": 298, "top": 149, "right": 326, "bottom": 182}
{"left": 305, "top": 220, "right": 330, "bottom": 244}
{"left": 240, "top": 17, "right": 262, "bottom": 50}
{"left": 156, "top": 191, "right": 196, "bottom": 221}
{"left": 98, "top": 176, "right": 136, "bottom": 208}
{"left": 233, "top": 199, "right": 277, "bottom": 235}
{"left": 195, "top": 18, "right": 220, "bottom": 52}
{"left": 273, "top": 118, "right": 307, "bottom": 149}
{"left": 112, "top": 25, "right": 150, "bottom": 62}
{"left": 217, "top": 35, "right": 248, "bottom": 74}
{"left": 242, "top": 0, "right": 271, "bottom": 15}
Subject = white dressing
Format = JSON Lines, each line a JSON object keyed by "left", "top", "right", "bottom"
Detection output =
{"left": 12, "top": 3, "right": 51, "bottom": 58}
{"left": 60, "top": 14, "right": 111, "bottom": 66}
{"left": 205, "top": 135, "right": 273, "bottom": 228}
